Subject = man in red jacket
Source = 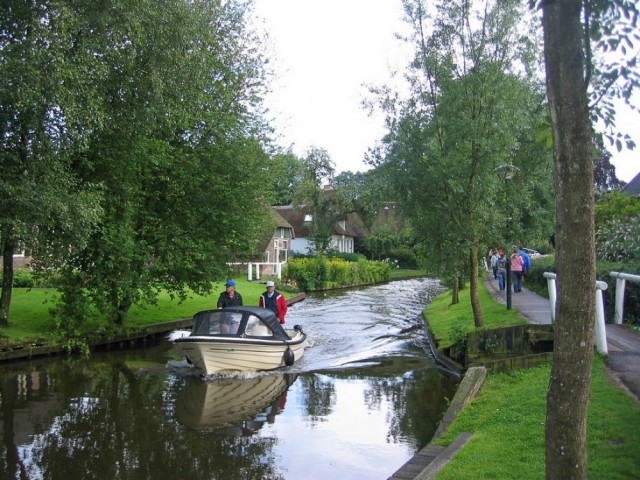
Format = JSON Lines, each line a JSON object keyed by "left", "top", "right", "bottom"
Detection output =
{"left": 258, "top": 281, "right": 288, "bottom": 324}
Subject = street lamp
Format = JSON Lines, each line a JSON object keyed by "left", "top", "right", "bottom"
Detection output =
{"left": 495, "top": 163, "right": 520, "bottom": 310}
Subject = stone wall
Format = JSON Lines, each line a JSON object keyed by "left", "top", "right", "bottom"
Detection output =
{"left": 465, "top": 324, "right": 554, "bottom": 371}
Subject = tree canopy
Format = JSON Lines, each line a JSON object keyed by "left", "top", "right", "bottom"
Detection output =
{"left": 1, "top": 0, "right": 274, "bottom": 328}
{"left": 371, "top": 0, "right": 555, "bottom": 323}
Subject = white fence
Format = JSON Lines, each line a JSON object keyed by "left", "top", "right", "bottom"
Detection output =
{"left": 247, "top": 262, "right": 284, "bottom": 281}
{"left": 543, "top": 272, "right": 609, "bottom": 354}
{"left": 610, "top": 271, "right": 640, "bottom": 325}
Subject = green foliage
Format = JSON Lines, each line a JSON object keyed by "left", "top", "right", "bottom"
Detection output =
{"left": 388, "top": 247, "right": 418, "bottom": 268}
{"left": 425, "top": 281, "right": 525, "bottom": 349}
{"left": 594, "top": 192, "right": 640, "bottom": 265}
{"left": 361, "top": 224, "right": 417, "bottom": 266}
{"left": 372, "top": 0, "right": 555, "bottom": 300}
{"left": 292, "top": 147, "right": 354, "bottom": 254}
{"left": 329, "top": 252, "right": 367, "bottom": 262}
{"left": 3, "top": 0, "right": 275, "bottom": 326}
{"left": 595, "top": 191, "right": 640, "bottom": 228}
{"left": 283, "top": 257, "right": 391, "bottom": 291}
{"left": 12, "top": 271, "right": 35, "bottom": 289}
{"left": 596, "top": 217, "right": 640, "bottom": 262}
{"left": 449, "top": 316, "right": 470, "bottom": 352}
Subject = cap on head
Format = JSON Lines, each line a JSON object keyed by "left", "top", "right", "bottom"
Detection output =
{"left": 266, "top": 281, "right": 275, "bottom": 287}
{"left": 225, "top": 279, "right": 236, "bottom": 287}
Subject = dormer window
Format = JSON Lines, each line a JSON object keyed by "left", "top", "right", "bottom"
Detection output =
{"left": 304, "top": 214, "right": 313, "bottom": 223}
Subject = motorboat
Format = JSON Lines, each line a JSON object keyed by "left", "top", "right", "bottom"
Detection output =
{"left": 173, "top": 306, "right": 307, "bottom": 375}
{"left": 176, "top": 373, "right": 297, "bottom": 432}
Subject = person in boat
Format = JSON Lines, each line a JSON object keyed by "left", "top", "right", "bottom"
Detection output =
{"left": 258, "top": 280, "right": 288, "bottom": 324}
{"left": 217, "top": 279, "right": 243, "bottom": 308}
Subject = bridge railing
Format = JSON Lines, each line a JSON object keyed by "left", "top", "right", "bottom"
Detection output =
{"left": 543, "top": 272, "right": 608, "bottom": 354}
{"left": 610, "top": 271, "right": 640, "bottom": 324}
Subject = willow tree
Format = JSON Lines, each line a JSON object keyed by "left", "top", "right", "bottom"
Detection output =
{"left": 372, "top": 0, "right": 554, "bottom": 323}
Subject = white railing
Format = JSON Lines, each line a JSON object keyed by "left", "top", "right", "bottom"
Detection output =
{"left": 610, "top": 271, "right": 640, "bottom": 324}
{"left": 247, "top": 262, "right": 284, "bottom": 280}
{"left": 543, "top": 272, "right": 608, "bottom": 354}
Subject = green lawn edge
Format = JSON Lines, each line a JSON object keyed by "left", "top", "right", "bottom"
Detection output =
{"left": 1, "top": 269, "right": 427, "bottom": 349}
{"left": 424, "top": 284, "right": 640, "bottom": 479}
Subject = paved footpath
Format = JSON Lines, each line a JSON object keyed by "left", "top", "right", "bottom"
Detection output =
{"left": 485, "top": 275, "right": 640, "bottom": 403}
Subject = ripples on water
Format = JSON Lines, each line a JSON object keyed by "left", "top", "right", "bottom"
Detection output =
{"left": 285, "top": 277, "right": 447, "bottom": 372}
{"left": 1, "top": 278, "right": 458, "bottom": 480}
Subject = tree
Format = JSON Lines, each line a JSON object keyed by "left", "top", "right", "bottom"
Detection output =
{"left": 372, "top": 0, "right": 554, "bottom": 320}
{"left": 593, "top": 136, "right": 625, "bottom": 195}
{"left": 0, "top": 0, "right": 105, "bottom": 326}
{"left": 540, "top": 0, "right": 639, "bottom": 477}
{"left": 292, "top": 147, "right": 352, "bottom": 254}
{"left": 270, "top": 150, "right": 304, "bottom": 206}
{"left": 16, "top": 0, "right": 274, "bottom": 328}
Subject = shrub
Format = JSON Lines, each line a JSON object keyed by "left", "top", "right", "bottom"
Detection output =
{"left": 596, "top": 217, "right": 640, "bottom": 262}
{"left": 330, "top": 252, "right": 366, "bottom": 262}
{"left": 283, "top": 257, "right": 390, "bottom": 291}
{"left": 388, "top": 247, "right": 418, "bottom": 268}
{"left": 12, "top": 271, "right": 36, "bottom": 288}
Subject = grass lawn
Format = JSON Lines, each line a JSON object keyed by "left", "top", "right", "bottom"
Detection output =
{"left": 425, "top": 286, "right": 640, "bottom": 479}
{"left": 433, "top": 358, "right": 640, "bottom": 479}
{"left": 388, "top": 268, "right": 430, "bottom": 279}
{"left": 425, "top": 281, "right": 526, "bottom": 348}
{"left": 0, "top": 279, "right": 277, "bottom": 348}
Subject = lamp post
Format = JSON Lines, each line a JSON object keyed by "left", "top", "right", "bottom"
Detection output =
{"left": 495, "top": 163, "right": 519, "bottom": 310}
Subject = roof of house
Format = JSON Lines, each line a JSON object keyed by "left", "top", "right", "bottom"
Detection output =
{"left": 273, "top": 205, "right": 311, "bottom": 237}
{"left": 272, "top": 206, "right": 368, "bottom": 239}
{"left": 621, "top": 171, "right": 640, "bottom": 196}
{"left": 269, "top": 207, "right": 294, "bottom": 233}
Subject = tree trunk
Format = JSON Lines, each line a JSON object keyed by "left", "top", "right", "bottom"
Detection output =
{"left": 542, "top": 2, "right": 596, "bottom": 478}
{"left": 116, "top": 295, "right": 132, "bottom": 326}
{"left": 0, "top": 235, "right": 15, "bottom": 327}
{"left": 469, "top": 245, "right": 484, "bottom": 328}
{"left": 451, "top": 276, "right": 459, "bottom": 305}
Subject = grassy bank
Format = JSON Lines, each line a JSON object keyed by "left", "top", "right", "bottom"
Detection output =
{"left": 425, "top": 286, "right": 640, "bottom": 479}
{"left": 2, "top": 269, "right": 429, "bottom": 350}
{"left": 0, "top": 280, "right": 271, "bottom": 349}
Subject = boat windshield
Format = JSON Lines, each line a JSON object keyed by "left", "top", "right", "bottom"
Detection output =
{"left": 245, "top": 314, "right": 273, "bottom": 336}
{"left": 192, "top": 311, "right": 243, "bottom": 336}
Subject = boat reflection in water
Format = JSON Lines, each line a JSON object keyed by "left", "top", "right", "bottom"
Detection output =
{"left": 176, "top": 373, "right": 297, "bottom": 435}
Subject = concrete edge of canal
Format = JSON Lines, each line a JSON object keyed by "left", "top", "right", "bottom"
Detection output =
{"left": 388, "top": 366, "right": 487, "bottom": 480}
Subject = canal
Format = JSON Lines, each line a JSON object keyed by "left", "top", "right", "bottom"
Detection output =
{"left": 0, "top": 278, "right": 459, "bottom": 480}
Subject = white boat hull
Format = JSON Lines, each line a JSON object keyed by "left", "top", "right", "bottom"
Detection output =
{"left": 178, "top": 330, "right": 306, "bottom": 375}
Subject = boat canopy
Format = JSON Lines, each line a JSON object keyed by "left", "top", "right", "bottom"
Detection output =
{"left": 190, "top": 306, "right": 291, "bottom": 341}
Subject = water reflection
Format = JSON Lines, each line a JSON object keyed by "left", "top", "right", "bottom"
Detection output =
{"left": 176, "top": 373, "right": 295, "bottom": 433}
{"left": 0, "top": 278, "right": 457, "bottom": 480}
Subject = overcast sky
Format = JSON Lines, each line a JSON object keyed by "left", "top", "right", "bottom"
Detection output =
{"left": 251, "top": 0, "right": 639, "bottom": 182}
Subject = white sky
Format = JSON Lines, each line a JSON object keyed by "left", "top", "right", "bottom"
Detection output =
{"left": 251, "top": 0, "right": 639, "bottom": 183}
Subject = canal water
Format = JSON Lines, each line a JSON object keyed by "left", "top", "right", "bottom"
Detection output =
{"left": 0, "top": 278, "right": 459, "bottom": 480}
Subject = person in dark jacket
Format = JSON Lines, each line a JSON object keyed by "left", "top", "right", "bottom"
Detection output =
{"left": 217, "top": 279, "right": 243, "bottom": 308}
{"left": 258, "top": 281, "right": 288, "bottom": 324}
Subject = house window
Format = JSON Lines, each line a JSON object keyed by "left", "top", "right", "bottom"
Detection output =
{"left": 278, "top": 240, "right": 288, "bottom": 262}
